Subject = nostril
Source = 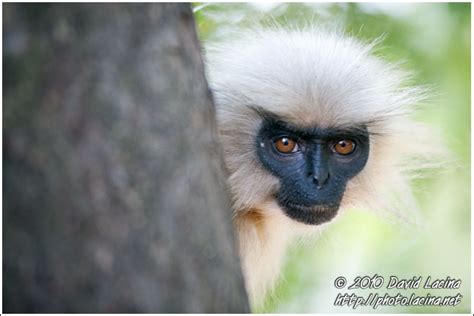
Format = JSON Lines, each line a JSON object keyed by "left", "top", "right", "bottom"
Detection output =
{"left": 313, "top": 172, "right": 330, "bottom": 189}
{"left": 323, "top": 173, "right": 330, "bottom": 185}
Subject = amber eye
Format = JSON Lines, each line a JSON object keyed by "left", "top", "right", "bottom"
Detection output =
{"left": 333, "top": 139, "right": 356, "bottom": 155}
{"left": 274, "top": 137, "right": 298, "bottom": 154}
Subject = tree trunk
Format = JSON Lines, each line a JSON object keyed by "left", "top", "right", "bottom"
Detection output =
{"left": 3, "top": 3, "right": 249, "bottom": 313}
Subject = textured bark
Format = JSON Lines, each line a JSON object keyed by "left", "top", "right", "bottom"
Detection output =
{"left": 3, "top": 3, "right": 249, "bottom": 313}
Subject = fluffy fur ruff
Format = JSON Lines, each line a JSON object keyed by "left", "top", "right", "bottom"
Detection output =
{"left": 204, "top": 27, "right": 442, "bottom": 306}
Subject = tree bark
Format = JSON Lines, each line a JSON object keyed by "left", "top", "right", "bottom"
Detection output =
{"left": 3, "top": 3, "right": 249, "bottom": 313}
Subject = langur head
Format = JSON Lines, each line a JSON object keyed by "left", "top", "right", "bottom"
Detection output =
{"left": 205, "top": 28, "right": 442, "bottom": 226}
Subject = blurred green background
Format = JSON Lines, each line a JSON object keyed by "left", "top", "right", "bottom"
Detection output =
{"left": 194, "top": 3, "right": 470, "bottom": 313}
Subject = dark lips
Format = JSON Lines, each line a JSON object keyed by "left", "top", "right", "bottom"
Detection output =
{"left": 279, "top": 200, "right": 340, "bottom": 225}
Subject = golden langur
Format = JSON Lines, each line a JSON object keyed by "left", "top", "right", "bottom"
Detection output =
{"left": 205, "top": 28, "right": 440, "bottom": 306}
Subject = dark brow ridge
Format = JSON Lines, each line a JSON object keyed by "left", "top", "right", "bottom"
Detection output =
{"left": 249, "top": 105, "right": 370, "bottom": 138}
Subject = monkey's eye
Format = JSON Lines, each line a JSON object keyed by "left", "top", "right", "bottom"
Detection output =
{"left": 333, "top": 139, "right": 356, "bottom": 155}
{"left": 274, "top": 137, "right": 298, "bottom": 154}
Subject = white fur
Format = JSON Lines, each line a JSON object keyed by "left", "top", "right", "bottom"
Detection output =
{"left": 204, "top": 27, "right": 442, "bottom": 307}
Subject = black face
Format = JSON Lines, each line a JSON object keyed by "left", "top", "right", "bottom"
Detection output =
{"left": 255, "top": 110, "right": 370, "bottom": 225}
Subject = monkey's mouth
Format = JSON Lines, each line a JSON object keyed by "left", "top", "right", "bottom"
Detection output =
{"left": 279, "top": 200, "right": 340, "bottom": 225}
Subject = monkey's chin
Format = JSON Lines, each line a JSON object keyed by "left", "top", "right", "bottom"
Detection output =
{"left": 279, "top": 201, "right": 340, "bottom": 225}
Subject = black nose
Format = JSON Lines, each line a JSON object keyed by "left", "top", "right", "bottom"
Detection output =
{"left": 313, "top": 169, "right": 330, "bottom": 189}
{"left": 309, "top": 144, "right": 330, "bottom": 189}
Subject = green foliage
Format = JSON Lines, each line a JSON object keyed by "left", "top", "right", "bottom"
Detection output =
{"left": 194, "top": 3, "right": 470, "bottom": 313}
